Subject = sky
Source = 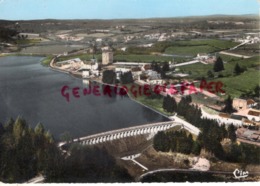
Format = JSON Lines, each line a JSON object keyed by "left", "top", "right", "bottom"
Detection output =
{"left": 0, "top": 0, "right": 259, "bottom": 20}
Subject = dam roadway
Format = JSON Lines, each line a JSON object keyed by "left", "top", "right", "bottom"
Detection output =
{"left": 58, "top": 118, "right": 201, "bottom": 147}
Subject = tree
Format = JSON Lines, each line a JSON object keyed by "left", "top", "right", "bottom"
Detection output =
{"left": 163, "top": 95, "right": 177, "bottom": 113}
{"left": 102, "top": 70, "right": 116, "bottom": 84}
{"left": 120, "top": 71, "right": 133, "bottom": 84}
{"left": 60, "top": 131, "right": 72, "bottom": 143}
{"left": 213, "top": 57, "right": 224, "bottom": 72}
{"left": 222, "top": 95, "right": 236, "bottom": 114}
{"left": 34, "top": 123, "right": 45, "bottom": 136}
{"left": 191, "top": 141, "right": 201, "bottom": 155}
{"left": 49, "top": 146, "right": 133, "bottom": 182}
{"left": 162, "top": 62, "right": 170, "bottom": 72}
{"left": 207, "top": 70, "right": 214, "bottom": 78}
{"left": 219, "top": 124, "right": 228, "bottom": 140}
{"left": 228, "top": 124, "right": 237, "bottom": 143}
{"left": 13, "top": 116, "right": 28, "bottom": 144}
{"left": 233, "top": 63, "right": 243, "bottom": 75}
{"left": 254, "top": 85, "right": 260, "bottom": 98}
{"left": 153, "top": 131, "right": 170, "bottom": 152}
{"left": 160, "top": 70, "right": 166, "bottom": 79}
{"left": 4, "top": 117, "right": 14, "bottom": 133}
{"left": 151, "top": 62, "right": 161, "bottom": 73}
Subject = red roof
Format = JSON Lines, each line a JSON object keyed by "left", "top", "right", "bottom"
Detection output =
{"left": 247, "top": 99, "right": 255, "bottom": 105}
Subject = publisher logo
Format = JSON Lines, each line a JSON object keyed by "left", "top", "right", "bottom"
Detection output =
{"left": 233, "top": 169, "right": 249, "bottom": 179}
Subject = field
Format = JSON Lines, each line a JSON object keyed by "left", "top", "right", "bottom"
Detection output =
{"left": 179, "top": 55, "right": 260, "bottom": 97}
{"left": 165, "top": 45, "right": 217, "bottom": 56}
{"left": 231, "top": 43, "right": 260, "bottom": 56}
{"left": 164, "top": 39, "right": 238, "bottom": 57}
{"left": 215, "top": 69, "right": 260, "bottom": 98}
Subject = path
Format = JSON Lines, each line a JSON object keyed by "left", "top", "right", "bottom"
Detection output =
{"left": 219, "top": 51, "right": 251, "bottom": 59}
{"left": 25, "top": 175, "right": 45, "bottom": 183}
{"left": 137, "top": 168, "right": 260, "bottom": 181}
{"left": 172, "top": 60, "right": 199, "bottom": 67}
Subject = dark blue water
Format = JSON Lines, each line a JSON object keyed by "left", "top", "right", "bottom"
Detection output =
{"left": 0, "top": 56, "right": 168, "bottom": 139}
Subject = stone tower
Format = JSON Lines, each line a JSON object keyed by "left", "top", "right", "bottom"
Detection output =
{"left": 102, "top": 47, "right": 113, "bottom": 65}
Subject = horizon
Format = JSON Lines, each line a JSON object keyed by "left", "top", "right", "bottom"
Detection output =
{"left": 0, "top": 0, "right": 259, "bottom": 20}
{"left": 0, "top": 13, "right": 258, "bottom": 22}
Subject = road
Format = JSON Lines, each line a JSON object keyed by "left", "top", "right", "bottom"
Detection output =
{"left": 219, "top": 51, "right": 251, "bottom": 59}
{"left": 169, "top": 115, "right": 201, "bottom": 136}
{"left": 25, "top": 175, "right": 45, "bottom": 183}
{"left": 172, "top": 60, "right": 199, "bottom": 67}
{"left": 137, "top": 168, "right": 260, "bottom": 181}
{"left": 237, "top": 137, "right": 260, "bottom": 146}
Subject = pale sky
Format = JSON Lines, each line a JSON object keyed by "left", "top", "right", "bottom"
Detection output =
{"left": 0, "top": 0, "right": 259, "bottom": 20}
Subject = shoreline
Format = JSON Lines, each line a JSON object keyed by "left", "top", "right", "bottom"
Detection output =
{"left": 0, "top": 52, "right": 47, "bottom": 57}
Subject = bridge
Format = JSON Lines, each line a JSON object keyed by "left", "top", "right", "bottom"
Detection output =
{"left": 59, "top": 120, "right": 200, "bottom": 147}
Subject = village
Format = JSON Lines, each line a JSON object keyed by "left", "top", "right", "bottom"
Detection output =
{"left": 50, "top": 36, "right": 260, "bottom": 147}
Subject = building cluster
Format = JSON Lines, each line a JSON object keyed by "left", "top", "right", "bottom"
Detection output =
{"left": 208, "top": 98, "right": 260, "bottom": 128}
{"left": 54, "top": 47, "right": 164, "bottom": 82}
{"left": 143, "top": 32, "right": 175, "bottom": 41}
{"left": 235, "top": 34, "right": 260, "bottom": 44}
{"left": 57, "top": 34, "right": 84, "bottom": 41}
{"left": 231, "top": 98, "right": 260, "bottom": 143}
{"left": 236, "top": 128, "right": 260, "bottom": 142}
{"left": 195, "top": 53, "right": 217, "bottom": 64}
{"left": 232, "top": 98, "right": 260, "bottom": 124}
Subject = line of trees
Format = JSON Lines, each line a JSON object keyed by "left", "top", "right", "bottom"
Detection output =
{"left": 154, "top": 131, "right": 200, "bottom": 155}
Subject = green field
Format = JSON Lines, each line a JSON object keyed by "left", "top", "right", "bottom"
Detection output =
{"left": 113, "top": 39, "right": 238, "bottom": 62}
{"left": 135, "top": 95, "right": 171, "bottom": 116}
{"left": 172, "top": 39, "right": 238, "bottom": 49}
{"left": 215, "top": 69, "right": 260, "bottom": 98}
{"left": 165, "top": 45, "right": 217, "bottom": 56}
{"left": 16, "top": 39, "right": 42, "bottom": 45}
{"left": 123, "top": 84, "right": 171, "bottom": 116}
{"left": 164, "top": 39, "right": 238, "bottom": 57}
{"left": 179, "top": 55, "right": 259, "bottom": 78}
{"left": 179, "top": 55, "right": 260, "bottom": 98}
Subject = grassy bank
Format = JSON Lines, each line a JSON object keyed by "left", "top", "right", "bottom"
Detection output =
{"left": 122, "top": 83, "right": 171, "bottom": 116}
{"left": 41, "top": 55, "right": 54, "bottom": 66}
{"left": 15, "top": 39, "right": 42, "bottom": 45}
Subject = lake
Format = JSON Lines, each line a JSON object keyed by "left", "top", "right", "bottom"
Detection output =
{"left": 0, "top": 56, "right": 168, "bottom": 139}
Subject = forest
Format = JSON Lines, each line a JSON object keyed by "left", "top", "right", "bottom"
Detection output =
{"left": 0, "top": 117, "right": 132, "bottom": 183}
